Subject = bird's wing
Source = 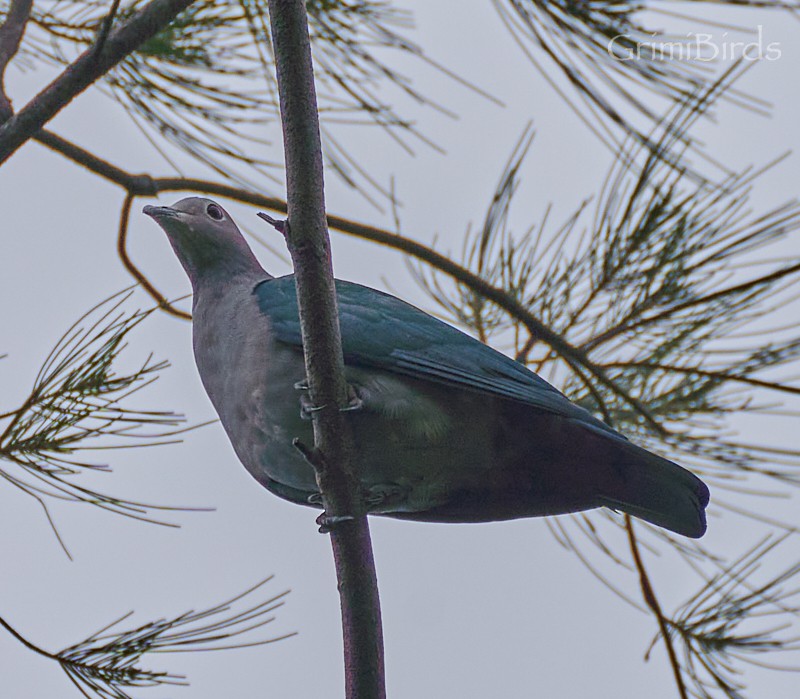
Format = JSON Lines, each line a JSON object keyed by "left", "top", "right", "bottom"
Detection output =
{"left": 254, "top": 276, "right": 621, "bottom": 438}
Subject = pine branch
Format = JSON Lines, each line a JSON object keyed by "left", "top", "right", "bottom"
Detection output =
{"left": 8, "top": 0, "right": 460, "bottom": 197}
{"left": 410, "top": 121, "right": 800, "bottom": 459}
{"left": 0, "top": 0, "right": 197, "bottom": 164}
{"left": 491, "top": 0, "right": 793, "bottom": 176}
{"left": 0, "top": 289, "right": 204, "bottom": 554}
{"left": 0, "top": 577, "right": 293, "bottom": 699}
{"left": 668, "top": 535, "right": 800, "bottom": 699}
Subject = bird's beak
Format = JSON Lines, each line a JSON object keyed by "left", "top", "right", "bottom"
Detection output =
{"left": 143, "top": 204, "right": 179, "bottom": 220}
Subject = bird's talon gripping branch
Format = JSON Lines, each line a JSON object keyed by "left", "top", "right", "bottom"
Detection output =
{"left": 299, "top": 393, "right": 327, "bottom": 420}
{"left": 307, "top": 492, "right": 324, "bottom": 506}
{"left": 342, "top": 385, "right": 364, "bottom": 413}
{"left": 316, "top": 512, "right": 355, "bottom": 533}
{"left": 341, "top": 398, "right": 363, "bottom": 413}
{"left": 364, "top": 484, "right": 407, "bottom": 508}
{"left": 293, "top": 378, "right": 309, "bottom": 391}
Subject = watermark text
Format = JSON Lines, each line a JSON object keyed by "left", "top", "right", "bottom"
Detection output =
{"left": 608, "top": 26, "right": 781, "bottom": 62}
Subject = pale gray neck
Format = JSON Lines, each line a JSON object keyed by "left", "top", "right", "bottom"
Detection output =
{"left": 168, "top": 236, "right": 271, "bottom": 295}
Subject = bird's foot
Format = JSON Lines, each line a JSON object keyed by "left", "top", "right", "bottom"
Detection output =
{"left": 298, "top": 393, "right": 327, "bottom": 420}
{"left": 307, "top": 492, "right": 324, "bottom": 506}
{"left": 296, "top": 382, "right": 363, "bottom": 419}
{"left": 363, "top": 483, "right": 408, "bottom": 510}
{"left": 316, "top": 512, "right": 355, "bottom": 534}
{"left": 341, "top": 384, "right": 364, "bottom": 413}
{"left": 294, "top": 379, "right": 320, "bottom": 420}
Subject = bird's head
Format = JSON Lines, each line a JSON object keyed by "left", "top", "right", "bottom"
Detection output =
{"left": 144, "top": 197, "right": 265, "bottom": 287}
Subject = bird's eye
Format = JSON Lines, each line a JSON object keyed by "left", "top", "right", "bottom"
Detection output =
{"left": 206, "top": 203, "right": 224, "bottom": 221}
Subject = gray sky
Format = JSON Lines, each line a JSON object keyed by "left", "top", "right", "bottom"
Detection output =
{"left": 1, "top": 2, "right": 800, "bottom": 697}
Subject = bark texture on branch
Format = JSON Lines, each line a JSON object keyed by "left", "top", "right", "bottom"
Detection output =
{"left": 0, "top": 0, "right": 33, "bottom": 121}
{"left": 266, "top": 2, "right": 386, "bottom": 697}
{"left": 0, "top": 0, "right": 196, "bottom": 164}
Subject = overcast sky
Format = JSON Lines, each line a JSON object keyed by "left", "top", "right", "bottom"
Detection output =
{"left": 2, "top": 2, "right": 800, "bottom": 698}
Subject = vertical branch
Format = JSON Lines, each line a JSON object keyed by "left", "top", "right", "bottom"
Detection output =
{"left": 265, "top": 2, "right": 385, "bottom": 698}
{"left": 0, "top": 0, "right": 33, "bottom": 121}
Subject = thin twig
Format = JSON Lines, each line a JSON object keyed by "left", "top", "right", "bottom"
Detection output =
{"left": 626, "top": 516, "right": 688, "bottom": 699}
{"left": 0, "top": 615, "right": 59, "bottom": 660}
{"left": 116, "top": 192, "right": 191, "bottom": 320}
{"left": 603, "top": 361, "right": 800, "bottom": 397}
{"left": 91, "top": 0, "right": 123, "bottom": 58}
{"left": 584, "top": 262, "right": 800, "bottom": 352}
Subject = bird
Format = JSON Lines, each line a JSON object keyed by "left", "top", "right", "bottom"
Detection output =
{"left": 144, "top": 197, "right": 709, "bottom": 538}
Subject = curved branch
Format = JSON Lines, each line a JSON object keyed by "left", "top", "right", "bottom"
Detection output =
{"left": 116, "top": 192, "right": 191, "bottom": 320}
{"left": 0, "top": 614, "right": 59, "bottom": 660}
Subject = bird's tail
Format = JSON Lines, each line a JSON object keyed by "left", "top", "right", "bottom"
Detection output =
{"left": 597, "top": 440, "right": 709, "bottom": 538}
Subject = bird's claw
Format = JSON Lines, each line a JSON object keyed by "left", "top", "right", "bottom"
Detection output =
{"left": 316, "top": 512, "right": 355, "bottom": 534}
{"left": 297, "top": 382, "right": 363, "bottom": 419}
{"left": 340, "top": 383, "right": 364, "bottom": 413}
{"left": 341, "top": 394, "right": 364, "bottom": 413}
{"left": 299, "top": 394, "right": 327, "bottom": 420}
{"left": 363, "top": 483, "right": 407, "bottom": 509}
{"left": 307, "top": 492, "right": 324, "bottom": 506}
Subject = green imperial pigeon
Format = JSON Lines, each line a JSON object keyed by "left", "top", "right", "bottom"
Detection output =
{"left": 144, "top": 197, "right": 709, "bottom": 538}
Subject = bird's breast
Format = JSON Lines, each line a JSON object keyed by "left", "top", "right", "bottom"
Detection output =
{"left": 190, "top": 283, "right": 500, "bottom": 513}
{"left": 192, "top": 284, "right": 318, "bottom": 493}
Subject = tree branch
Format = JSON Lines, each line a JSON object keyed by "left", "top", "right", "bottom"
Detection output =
{"left": 0, "top": 614, "right": 58, "bottom": 660}
{"left": 0, "top": 0, "right": 33, "bottom": 122}
{"left": 116, "top": 191, "right": 190, "bottom": 319}
{"left": 0, "top": 0, "right": 197, "bottom": 165}
{"left": 1, "top": 578, "right": 294, "bottom": 696}
{"left": 91, "top": 0, "right": 124, "bottom": 58}
{"left": 34, "top": 129, "right": 159, "bottom": 193}
{"left": 603, "top": 361, "right": 800, "bottom": 397}
{"left": 582, "top": 262, "right": 800, "bottom": 353}
{"left": 265, "top": 2, "right": 385, "bottom": 698}
{"left": 626, "top": 516, "right": 688, "bottom": 699}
